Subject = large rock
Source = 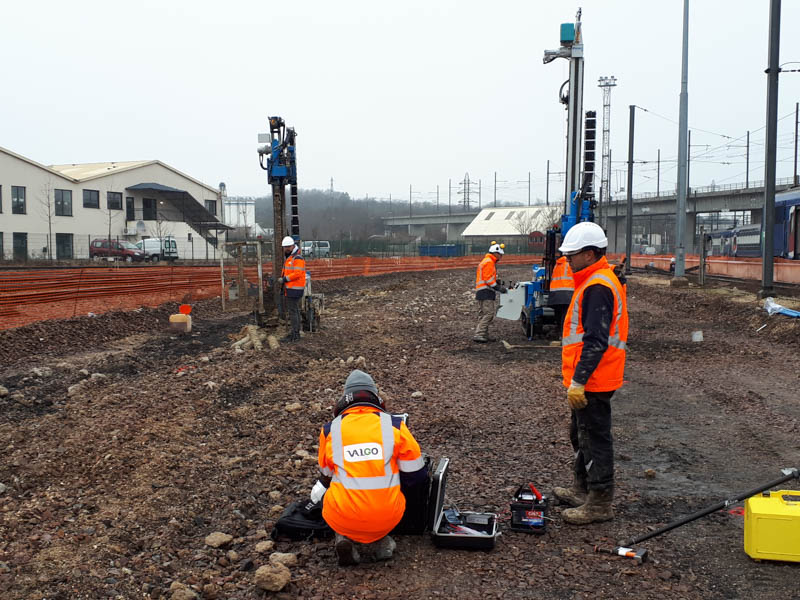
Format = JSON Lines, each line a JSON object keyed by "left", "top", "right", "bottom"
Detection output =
{"left": 169, "top": 581, "right": 198, "bottom": 600}
{"left": 31, "top": 367, "right": 53, "bottom": 377}
{"left": 204, "top": 532, "right": 233, "bottom": 548}
{"left": 254, "top": 563, "right": 291, "bottom": 592}
{"left": 0, "top": 386, "right": 8, "bottom": 397}
{"left": 285, "top": 402, "right": 302, "bottom": 413}
{"left": 255, "top": 540, "right": 274, "bottom": 554}
{"left": 269, "top": 552, "right": 298, "bottom": 567}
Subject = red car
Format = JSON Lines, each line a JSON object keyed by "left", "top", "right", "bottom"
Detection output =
{"left": 89, "top": 239, "right": 146, "bottom": 262}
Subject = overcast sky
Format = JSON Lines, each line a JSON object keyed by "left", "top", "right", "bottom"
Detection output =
{"left": 2, "top": 1, "right": 799, "bottom": 207}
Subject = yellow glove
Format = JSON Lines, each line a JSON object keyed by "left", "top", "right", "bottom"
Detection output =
{"left": 567, "top": 380, "right": 587, "bottom": 410}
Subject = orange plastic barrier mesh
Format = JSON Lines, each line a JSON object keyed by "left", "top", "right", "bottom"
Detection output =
{"left": 0, "top": 255, "right": 539, "bottom": 330}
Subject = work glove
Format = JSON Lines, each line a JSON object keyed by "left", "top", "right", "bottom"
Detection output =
{"left": 276, "top": 277, "right": 285, "bottom": 285}
{"left": 566, "top": 380, "right": 587, "bottom": 410}
{"left": 498, "top": 286, "right": 508, "bottom": 294}
{"left": 310, "top": 480, "right": 328, "bottom": 504}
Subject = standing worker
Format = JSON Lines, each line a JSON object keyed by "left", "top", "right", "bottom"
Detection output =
{"left": 473, "top": 242, "right": 508, "bottom": 343}
{"left": 547, "top": 251, "right": 574, "bottom": 340}
{"left": 277, "top": 235, "right": 306, "bottom": 342}
{"left": 312, "top": 370, "right": 428, "bottom": 566}
{"left": 552, "top": 222, "right": 628, "bottom": 525}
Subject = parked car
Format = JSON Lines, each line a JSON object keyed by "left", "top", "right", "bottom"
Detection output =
{"left": 301, "top": 240, "right": 331, "bottom": 258}
{"left": 135, "top": 237, "right": 179, "bottom": 262}
{"left": 89, "top": 239, "right": 146, "bottom": 262}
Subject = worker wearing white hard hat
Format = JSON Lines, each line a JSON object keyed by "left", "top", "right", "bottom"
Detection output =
{"left": 552, "top": 221, "right": 629, "bottom": 526}
{"left": 277, "top": 235, "right": 306, "bottom": 342}
{"left": 472, "top": 241, "right": 507, "bottom": 343}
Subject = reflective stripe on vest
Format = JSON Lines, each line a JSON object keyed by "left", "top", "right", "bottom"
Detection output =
{"left": 550, "top": 259, "right": 574, "bottom": 292}
{"left": 562, "top": 273, "right": 627, "bottom": 350}
{"left": 330, "top": 412, "right": 398, "bottom": 491}
{"left": 475, "top": 256, "right": 497, "bottom": 290}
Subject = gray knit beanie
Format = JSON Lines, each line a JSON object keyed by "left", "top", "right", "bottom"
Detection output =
{"left": 343, "top": 369, "right": 379, "bottom": 396}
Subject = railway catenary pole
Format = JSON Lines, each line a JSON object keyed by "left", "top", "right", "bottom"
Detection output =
{"left": 598, "top": 75, "right": 617, "bottom": 230}
{"left": 761, "top": 0, "right": 781, "bottom": 298}
{"left": 794, "top": 102, "right": 798, "bottom": 186}
{"left": 657, "top": 149, "right": 661, "bottom": 196}
{"left": 674, "top": 0, "right": 690, "bottom": 280}
{"left": 625, "top": 105, "right": 635, "bottom": 275}
{"left": 448, "top": 179, "right": 452, "bottom": 216}
{"left": 546, "top": 160, "right": 550, "bottom": 206}
{"left": 746, "top": 131, "right": 750, "bottom": 188}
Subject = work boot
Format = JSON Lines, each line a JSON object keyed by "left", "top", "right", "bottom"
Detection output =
{"left": 553, "top": 478, "right": 588, "bottom": 508}
{"left": 562, "top": 488, "right": 614, "bottom": 525}
{"left": 367, "top": 535, "right": 396, "bottom": 561}
{"left": 334, "top": 534, "right": 360, "bottom": 566}
{"left": 472, "top": 336, "right": 488, "bottom": 343}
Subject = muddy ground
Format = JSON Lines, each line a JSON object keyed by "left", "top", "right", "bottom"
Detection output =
{"left": 1, "top": 267, "right": 799, "bottom": 600}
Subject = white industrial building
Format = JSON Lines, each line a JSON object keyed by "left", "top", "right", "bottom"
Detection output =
{"left": 223, "top": 198, "right": 272, "bottom": 240}
{"left": 460, "top": 205, "right": 562, "bottom": 246}
{"left": 0, "top": 145, "right": 228, "bottom": 260}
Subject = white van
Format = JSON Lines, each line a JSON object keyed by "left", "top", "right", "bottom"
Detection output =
{"left": 136, "top": 237, "right": 178, "bottom": 262}
{"left": 301, "top": 240, "right": 331, "bottom": 258}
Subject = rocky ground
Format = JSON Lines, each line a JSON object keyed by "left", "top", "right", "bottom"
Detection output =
{"left": 1, "top": 266, "right": 799, "bottom": 600}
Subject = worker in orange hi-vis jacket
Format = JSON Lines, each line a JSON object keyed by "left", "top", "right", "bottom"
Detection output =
{"left": 312, "top": 370, "right": 428, "bottom": 566}
{"left": 473, "top": 242, "right": 508, "bottom": 343}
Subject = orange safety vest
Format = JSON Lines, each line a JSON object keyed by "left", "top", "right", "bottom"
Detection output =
{"left": 561, "top": 256, "right": 628, "bottom": 392}
{"left": 475, "top": 254, "right": 498, "bottom": 291}
{"left": 318, "top": 406, "right": 425, "bottom": 543}
{"left": 282, "top": 250, "right": 306, "bottom": 296}
{"left": 550, "top": 256, "right": 574, "bottom": 292}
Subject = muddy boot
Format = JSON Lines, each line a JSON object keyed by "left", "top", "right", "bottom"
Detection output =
{"left": 553, "top": 477, "right": 588, "bottom": 508}
{"left": 472, "top": 336, "right": 488, "bottom": 343}
{"left": 562, "top": 488, "right": 614, "bottom": 525}
{"left": 369, "top": 535, "right": 396, "bottom": 561}
{"left": 334, "top": 534, "right": 360, "bottom": 566}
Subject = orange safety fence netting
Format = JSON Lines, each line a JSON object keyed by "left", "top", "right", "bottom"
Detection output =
{"left": 0, "top": 255, "right": 540, "bottom": 330}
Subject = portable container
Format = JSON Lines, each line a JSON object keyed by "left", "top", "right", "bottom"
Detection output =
{"left": 169, "top": 313, "right": 192, "bottom": 333}
{"left": 430, "top": 458, "right": 499, "bottom": 550}
{"left": 744, "top": 489, "right": 800, "bottom": 562}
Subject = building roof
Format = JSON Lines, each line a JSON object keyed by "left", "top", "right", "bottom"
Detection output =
{"left": 49, "top": 161, "right": 152, "bottom": 180}
{"left": 0, "top": 145, "right": 77, "bottom": 182}
{"left": 461, "top": 206, "right": 562, "bottom": 238}
{"left": 49, "top": 159, "right": 220, "bottom": 195}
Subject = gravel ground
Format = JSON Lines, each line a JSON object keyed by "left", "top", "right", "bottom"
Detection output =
{"left": 1, "top": 267, "right": 799, "bottom": 599}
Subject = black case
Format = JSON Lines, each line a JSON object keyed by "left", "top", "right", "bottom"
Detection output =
{"left": 391, "top": 454, "right": 436, "bottom": 535}
{"left": 429, "top": 457, "right": 499, "bottom": 550}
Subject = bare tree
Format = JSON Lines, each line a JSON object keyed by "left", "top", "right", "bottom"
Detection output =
{"left": 511, "top": 210, "right": 539, "bottom": 240}
{"left": 37, "top": 178, "right": 55, "bottom": 260}
{"left": 103, "top": 178, "right": 121, "bottom": 244}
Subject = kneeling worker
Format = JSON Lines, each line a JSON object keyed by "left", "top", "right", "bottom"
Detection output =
{"left": 312, "top": 370, "right": 428, "bottom": 565}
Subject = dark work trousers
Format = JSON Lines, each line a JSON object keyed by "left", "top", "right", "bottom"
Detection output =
{"left": 286, "top": 295, "right": 302, "bottom": 338}
{"left": 552, "top": 304, "right": 568, "bottom": 338}
{"left": 570, "top": 390, "right": 615, "bottom": 491}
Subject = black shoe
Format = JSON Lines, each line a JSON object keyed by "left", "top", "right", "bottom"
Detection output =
{"left": 472, "top": 336, "right": 488, "bottom": 343}
{"left": 279, "top": 335, "right": 297, "bottom": 343}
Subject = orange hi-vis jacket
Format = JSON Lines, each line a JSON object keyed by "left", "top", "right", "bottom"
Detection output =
{"left": 549, "top": 256, "right": 575, "bottom": 305}
{"left": 318, "top": 406, "right": 425, "bottom": 543}
{"left": 282, "top": 249, "right": 306, "bottom": 298}
{"left": 561, "top": 256, "right": 628, "bottom": 392}
{"left": 475, "top": 254, "right": 498, "bottom": 291}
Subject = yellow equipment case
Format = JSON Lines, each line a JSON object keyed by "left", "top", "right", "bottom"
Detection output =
{"left": 744, "top": 489, "right": 800, "bottom": 562}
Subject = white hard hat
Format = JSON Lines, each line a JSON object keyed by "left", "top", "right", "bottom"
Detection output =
{"left": 281, "top": 236, "right": 296, "bottom": 247}
{"left": 558, "top": 222, "right": 608, "bottom": 254}
{"left": 488, "top": 242, "right": 505, "bottom": 255}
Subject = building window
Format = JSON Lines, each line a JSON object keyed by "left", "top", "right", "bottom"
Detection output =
{"left": 126, "top": 197, "right": 135, "bottom": 221}
{"left": 107, "top": 191, "right": 122, "bottom": 210}
{"left": 13, "top": 232, "right": 28, "bottom": 261}
{"left": 83, "top": 189, "right": 100, "bottom": 209}
{"left": 205, "top": 199, "right": 217, "bottom": 216}
{"left": 0, "top": 185, "right": 3, "bottom": 213}
{"left": 12, "top": 186, "right": 26, "bottom": 214}
{"left": 55, "top": 189, "right": 73, "bottom": 216}
{"left": 56, "top": 233, "right": 74, "bottom": 259}
{"left": 142, "top": 198, "right": 157, "bottom": 220}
